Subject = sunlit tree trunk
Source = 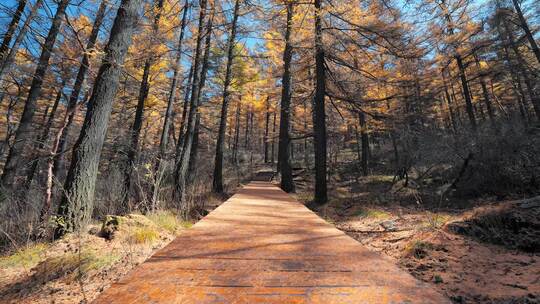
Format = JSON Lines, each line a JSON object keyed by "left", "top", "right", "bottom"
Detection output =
{"left": 0, "top": 0, "right": 43, "bottom": 105}
{"left": 55, "top": 0, "right": 143, "bottom": 237}
{"left": 511, "top": 0, "right": 540, "bottom": 65}
{"left": 212, "top": 0, "right": 240, "bottom": 193}
{"left": 52, "top": 0, "right": 108, "bottom": 185}
{"left": 159, "top": 1, "right": 189, "bottom": 160}
{"left": 122, "top": 0, "right": 165, "bottom": 210}
{"left": 0, "top": 0, "right": 27, "bottom": 65}
{"left": 278, "top": 1, "right": 294, "bottom": 193}
{"left": 25, "top": 82, "right": 65, "bottom": 189}
{"left": 173, "top": 0, "right": 208, "bottom": 206}
{"left": 1, "top": 0, "right": 70, "bottom": 189}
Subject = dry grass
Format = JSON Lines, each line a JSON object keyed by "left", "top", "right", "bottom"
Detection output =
{"left": 352, "top": 208, "right": 392, "bottom": 219}
{"left": 0, "top": 243, "right": 48, "bottom": 269}
{"left": 33, "top": 248, "right": 120, "bottom": 280}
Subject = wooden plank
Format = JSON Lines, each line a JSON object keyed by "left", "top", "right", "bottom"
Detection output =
{"left": 93, "top": 182, "right": 450, "bottom": 303}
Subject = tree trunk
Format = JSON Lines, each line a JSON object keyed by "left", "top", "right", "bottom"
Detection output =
{"left": 159, "top": 1, "right": 189, "bottom": 160}
{"left": 441, "top": 71, "right": 458, "bottom": 133}
{"left": 173, "top": 0, "right": 208, "bottom": 207}
{"left": 473, "top": 53, "right": 495, "bottom": 125}
{"left": 502, "top": 20, "right": 540, "bottom": 119}
{"left": 25, "top": 83, "right": 65, "bottom": 189}
{"left": 233, "top": 102, "right": 241, "bottom": 163}
{"left": 178, "top": 64, "right": 193, "bottom": 145}
{"left": 0, "top": 0, "right": 27, "bottom": 66}
{"left": 1, "top": 0, "right": 70, "bottom": 189}
{"left": 263, "top": 97, "right": 270, "bottom": 163}
{"left": 511, "top": 0, "right": 540, "bottom": 65}
{"left": 455, "top": 55, "right": 477, "bottom": 131}
{"left": 278, "top": 2, "right": 294, "bottom": 193}
{"left": 187, "top": 112, "right": 200, "bottom": 185}
{"left": 358, "top": 111, "right": 369, "bottom": 176}
{"left": 52, "top": 0, "right": 108, "bottom": 184}
{"left": 186, "top": 3, "right": 213, "bottom": 186}
{"left": 313, "top": 0, "right": 327, "bottom": 205}
{"left": 0, "top": 0, "right": 43, "bottom": 105}
{"left": 271, "top": 110, "right": 276, "bottom": 164}
{"left": 122, "top": 0, "right": 165, "bottom": 209}
{"left": 55, "top": 0, "right": 143, "bottom": 238}
{"left": 212, "top": 0, "right": 240, "bottom": 194}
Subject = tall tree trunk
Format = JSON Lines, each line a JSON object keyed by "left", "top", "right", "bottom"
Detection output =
{"left": 511, "top": 0, "right": 540, "bottom": 65}
{"left": 278, "top": 1, "right": 294, "bottom": 193}
{"left": 473, "top": 53, "right": 495, "bottom": 125}
{"left": 25, "top": 83, "right": 65, "bottom": 189}
{"left": 244, "top": 107, "right": 250, "bottom": 148}
{"left": 502, "top": 20, "right": 540, "bottom": 119}
{"left": 455, "top": 55, "right": 477, "bottom": 131}
{"left": 151, "top": 2, "right": 190, "bottom": 205}
{"left": 233, "top": 102, "right": 241, "bottom": 163}
{"left": 0, "top": 0, "right": 27, "bottom": 65}
{"left": 263, "top": 97, "right": 270, "bottom": 163}
{"left": 186, "top": 3, "right": 213, "bottom": 185}
{"left": 159, "top": 1, "right": 189, "bottom": 159}
{"left": 178, "top": 65, "right": 193, "bottom": 145}
{"left": 439, "top": 0, "right": 476, "bottom": 131}
{"left": 1, "top": 0, "right": 70, "bottom": 189}
{"left": 313, "top": 0, "right": 327, "bottom": 205}
{"left": 358, "top": 111, "right": 369, "bottom": 176}
{"left": 55, "top": 0, "right": 143, "bottom": 238}
{"left": 173, "top": 0, "right": 208, "bottom": 206}
{"left": 212, "top": 0, "right": 240, "bottom": 194}
{"left": 271, "top": 110, "right": 276, "bottom": 164}
{"left": 0, "top": 0, "right": 43, "bottom": 103}
{"left": 303, "top": 99, "right": 309, "bottom": 167}
{"left": 187, "top": 112, "right": 200, "bottom": 185}
{"left": 122, "top": 0, "right": 165, "bottom": 209}
{"left": 52, "top": 0, "right": 108, "bottom": 184}
{"left": 441, "top": 71, "right": 458, "bottom": 133}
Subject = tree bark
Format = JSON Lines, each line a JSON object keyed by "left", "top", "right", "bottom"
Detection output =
{"left": 263, "top": 97, "right": 270, "bottom": 163}
{"left": 1, "top": 0, "right": 70, "bottom": 189}
{"left": 313, "top": 0, "right": 327, "bottom": 205}
{"left": 511, "top": 0, "right": 540, "bottom": 65}
{"left": 55, "top": 0, "right": 143, "bottom": 237}
{"left": 278, "top": 1, "right": 294, "bottom": 193}
{"left": 473, "top": 53, "right": 495, "bottom": 125}
{"left": 0, "top": 0, "right": 43, "bottom": 105}
{"left": 52, "top": 0, "right": 108, "bottom": 184}
{"left": 212, "top": 0, "right": 240, "bottom": 194}
{"left": 501, "top": 20, "right": 540, "bottom": 119}
{"left": 159, "top": 1, "right": 189, "bottom": 159}
{"left": 358, "top": 111, "right": 369, "bottom": 176}
{"left": 173, "top": 0, "right": 208, "bottom": 206}
{"left": 122, "top": 0, "right": 165, "bottom": 209}
{"left": 0, "top": 0, "right": 27, "bottom": 66}
{"left": 25, "top": 83, "right": 65, "bottom": 189}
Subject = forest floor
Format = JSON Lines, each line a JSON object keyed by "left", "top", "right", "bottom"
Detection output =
{"left": 296, "top": 173, "right": 540, "bottom": 304}
{"left": 0, "top": 195, "right": 226, "bottom": 304}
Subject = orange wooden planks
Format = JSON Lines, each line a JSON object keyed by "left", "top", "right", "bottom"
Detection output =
{"left": 93, "top": 182, "right": 449, "bottom": 303}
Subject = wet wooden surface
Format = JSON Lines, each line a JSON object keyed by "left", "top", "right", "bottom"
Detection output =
{"left": 93, "top": 182, "right": 449, "bottom": 303}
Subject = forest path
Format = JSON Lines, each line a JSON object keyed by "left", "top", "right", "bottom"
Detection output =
{"left": 93, "top": 182, "right": 449, "bottom": 303}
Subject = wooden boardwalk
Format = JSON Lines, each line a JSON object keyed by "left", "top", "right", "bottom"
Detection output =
{"left": 93, "top": 182, "right": 449, "bottom": 303}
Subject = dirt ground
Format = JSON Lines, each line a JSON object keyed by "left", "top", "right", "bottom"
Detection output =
{"left": 0, "top": 213, "right": 192, "bottom": 304}
{"left": 301, "top": 176, "right": 540, "bottom": 304}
